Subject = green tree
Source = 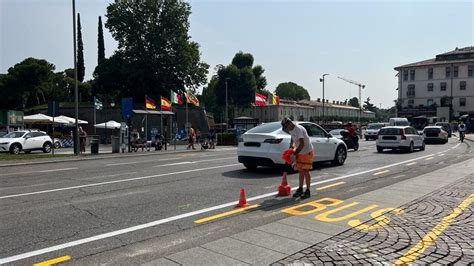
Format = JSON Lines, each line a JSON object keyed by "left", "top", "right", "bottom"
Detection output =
{"left": 275, "top": 82, "right": 310, "bottom": 101}
{"left": 363, "top": 97, "right": 376, "bottom": 112}
{"left": 348, "top": 97, "right": 360, "bottom": 108}
{"left": 0, "top": 58, "right": 56, "bottom": 109}
{"left": 97, "top": 16, "right": 105, "bottom": 65}
{"left": 104, "top": 0, "right": 209, "bottom": 101}
{"left": 77, "top": 13, "right": 85, "bottom": 82}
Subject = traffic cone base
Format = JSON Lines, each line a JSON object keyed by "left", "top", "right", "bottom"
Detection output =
{"left": 278, "top": 172, "right": 291, "bottom": 196}
{"left": 236, "top": 188, "right": 249, "bottom": 208}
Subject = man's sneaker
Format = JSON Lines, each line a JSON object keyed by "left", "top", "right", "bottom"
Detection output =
{"left": 293, "top": 187, "right": 303, "bottom": 198}
{"left": 300, "top": 189, "right": 311, "bottom": 199}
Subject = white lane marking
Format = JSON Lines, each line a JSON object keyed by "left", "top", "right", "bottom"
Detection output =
{"left": 154, "top": 157, "right": 235, "bottom": 167}
{"left": 392, "top": 174, "right": 406, "bottom": 179}
{"left": 0, "top": 151, "right": 448, "bottom": 263}
{"left": 0, "top": 164, "right": 241, "bottom": 200}
{"left": 105, "top": 152, "right": 234, "bottom": 166}
{"left": 39, "top": 168, "right": 78, "bottom": 173}
{"left": 438, "top": 154, "right": 445, "bottom": 157}
{"left": 160, "top": 162, "right": 192, "bottom": 166}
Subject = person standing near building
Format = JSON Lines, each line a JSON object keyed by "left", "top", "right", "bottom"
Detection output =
{"left": 79, "top": 126, "right": 87, "bottom": 153}
{"left": 281, "top": 117, "right": 314, "bottom": 199}
{"left": 187, "top": 127, "right": 196, "bottom": 150}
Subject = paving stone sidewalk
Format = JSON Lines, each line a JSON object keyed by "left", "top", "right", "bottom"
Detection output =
{"left": 274, "top": 176, "right": 474, "bottom": 265}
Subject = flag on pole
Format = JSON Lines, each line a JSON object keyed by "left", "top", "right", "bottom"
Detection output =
{"left": 94, "top": 96, "right": 103, "bottom": 110}
{"left": 145, "top": 96, "right": 157, "bottom": 110}
{"left": 161, "top": 96, "right": 172, "bottom": 111}
{"left": 171, "top": 91, "right": 183, "bottom": 105}
{"left": 255, "top": 93, "right": 267, "bottom": 106}
{"left": 272, "top": 94, "right": 280, "bottom": 105}
{"left": 185, "top": 90, "right": 200, "bottom": 106}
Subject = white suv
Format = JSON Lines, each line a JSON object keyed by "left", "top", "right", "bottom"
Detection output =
{"left": 376, "top": 126, "right": 425, "bottom": 153}
{"left": 0, "top": 131, "right": 53, "bottom": 154}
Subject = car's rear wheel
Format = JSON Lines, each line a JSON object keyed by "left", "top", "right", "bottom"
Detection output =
{"left": 332, "top": 145, "right": 347, "bottom": 166}
{"left": 408, "top": 142, "right": 414, "bottom": 153}
{"left": 10, "top": 143, "right": 21, "bottom": 155}
{"left": 43, "top": 142, "right": 52, "bottom": 153}
{"left": 243, "top": 162, "right": 258, "bottom": 170}
{"left": 420, "top": 141, "right": 425, "bottom": 151}
{"left": 377, "top": 146, "right": 383, "bottom": 153}
{"left": 54, "top": 141, "right": 61, "bottom": 149}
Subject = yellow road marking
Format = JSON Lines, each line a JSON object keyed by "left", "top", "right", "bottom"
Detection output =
{"left": 425, "top": 157, "right": 434, "bottom": 160}
{"left": 194, "top": 204, "right": 259, "bottom": 224}
{"left": 373, "top": 170, "right": 390, "bottom": 176}
{"left": 316, "top": 182, "right": 345, "bottom": 191}
{"left": 33, "top": 255, "right": 71, "bottom": 266}
{"left": 394, "top": 193, "right": 474, "bottom": 265}
{"left": 406, "top": 162, "right": 417, "bottom": 166}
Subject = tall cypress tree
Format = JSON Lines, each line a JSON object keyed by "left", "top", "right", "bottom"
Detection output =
{"left": 77, "top": 13, "right": 85, "bottom": 82}
{"left": 97, "top": 16, "right": 105, "bottom": 64}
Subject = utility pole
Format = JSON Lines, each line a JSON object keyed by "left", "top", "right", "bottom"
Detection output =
{"left": 72, "top": 0, "right": 79, "bottom": 155}
{"left": 225, "top": 78, "right": 230, "bottom": 129}
{"left": 320, "top": 74, "right": 329, "bottom": 121}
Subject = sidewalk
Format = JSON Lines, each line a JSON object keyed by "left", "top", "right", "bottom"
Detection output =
{"left": 147, "top": 158, "right": 474, "bottom": 265}
{"left": 0, "top": 145, "right": 236, "bottom": 167}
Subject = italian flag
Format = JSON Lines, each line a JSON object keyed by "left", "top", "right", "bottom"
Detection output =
{"left": 171, "top": 91, "right": 183, "bottom": 105}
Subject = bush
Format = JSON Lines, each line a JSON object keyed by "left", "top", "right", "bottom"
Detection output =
{"left": 217, "top": 132, "right": 237, "bottom": 145}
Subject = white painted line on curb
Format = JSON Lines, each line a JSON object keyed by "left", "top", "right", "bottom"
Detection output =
{"left": 0, "top": 150, "right": 449, "bottom": 264}
{"left": 0, "top": 164, "right": 241, "bottom": 200}
{"left": 39, "top": 168, "right": 78, "bottom": 173}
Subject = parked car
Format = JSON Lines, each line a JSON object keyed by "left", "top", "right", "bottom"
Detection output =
{"left": 364, "top": 123, "right": 385, "bottom": 140}
{"left": 376, "top": 126, "right": 425, "bottom": 153}
{"left": 388, "top": 118, "right": 410, "bottom": 126}
{"left": 434, "top": 122, "right": 452, "bottom": 138}
{"left": 423, "top": 126, "right": 448, "bottom": 144}
{"left": 0, "top": 130, "right": 53, "bottom": 154}
{"left": 237, "top": 122, "right": 347, "bottom": 170}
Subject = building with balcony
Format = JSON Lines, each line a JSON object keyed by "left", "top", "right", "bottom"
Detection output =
{"left": 394, "top": 46, "right": 474, "bottom": 121}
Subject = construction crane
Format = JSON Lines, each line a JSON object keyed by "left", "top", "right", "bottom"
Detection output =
{"left": 337, "top": 76, "right": 365, "bottom": 124}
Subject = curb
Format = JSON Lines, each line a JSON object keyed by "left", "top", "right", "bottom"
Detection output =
{"left": 0, "top": 146, "right": 237, "bottom": 168}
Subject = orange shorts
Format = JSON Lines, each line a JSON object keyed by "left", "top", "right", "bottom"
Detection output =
{"left": 296, "top": 150, "right": 314, "bottom": 171}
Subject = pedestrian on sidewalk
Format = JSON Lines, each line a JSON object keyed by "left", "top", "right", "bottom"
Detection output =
{"left": 281, "top": 117, "right": 314, "bottom": 199}
{"left": 79, "top": 126, "right": 87, "bottom": 153}
{"left": 187, "top": 127, "right": 196, "bottom": 150}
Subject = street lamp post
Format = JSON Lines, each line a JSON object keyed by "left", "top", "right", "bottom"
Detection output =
{"left": 225, "top": 78, "right": 230, "bottom": 129}
{"left": 72, "top": 0, "right": 79, "bottom": 155}
{"left": 320, "top": 74, "right": 329, "bottom": 121}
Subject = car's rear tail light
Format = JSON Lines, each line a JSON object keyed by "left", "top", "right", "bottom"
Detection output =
{"left": 264, "top": 138, "right": 283, "bottom": 144}
{"left": 400, "top": 129, "right": 406, "bottom": 140}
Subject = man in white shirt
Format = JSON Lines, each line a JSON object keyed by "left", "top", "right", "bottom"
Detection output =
{"left": 281, "top": 117, "right": 314, "bottom": 199}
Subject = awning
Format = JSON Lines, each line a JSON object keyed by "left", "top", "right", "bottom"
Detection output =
{"left": 55, "top": 115, "right": 88, "bottom": 124}
{"left": 133, "top": 110, "right": 174, "bottom": 115}
{"left": 24, "top": 114, "right": 53, "bottom": 124}
{"left": 94, "top": 120, "right": 122, "bottom": 129}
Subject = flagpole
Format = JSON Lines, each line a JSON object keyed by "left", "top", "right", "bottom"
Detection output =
{"left": 160, "top": 96, "right": 163, "bottom": 139}
{"left": 93, "top": 96, "right": 97, "bottom": 134}
{"left": 185, "top": 95, "right": 188, "bottom": 137}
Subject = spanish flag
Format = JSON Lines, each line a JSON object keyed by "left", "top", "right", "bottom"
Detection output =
{"left": 161, "top": 96, "right": 172, "bottom": 111}
{"left": 145, "top": 96, "right": 156, "bottom": 110}
{"left": 272, "top": 94, "right": 280, "bottom": 105}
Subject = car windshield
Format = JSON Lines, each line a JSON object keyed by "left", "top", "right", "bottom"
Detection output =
{"left": 394, "top": 121, "right": 409, "bottom": 126}
{"left": 379, "top": 128, "right": 401, "bottom": 135}
{"left": 247, "top": 123, "right": 281, "bottom": 134}
{"left": 2, "top": 132, "right": 25, "bottom": 138}
{"left": 367, "top": 124, "right": 383, "bottom": 129}
{"left": 424, "top": 128, "right": 441, "bottom": 134}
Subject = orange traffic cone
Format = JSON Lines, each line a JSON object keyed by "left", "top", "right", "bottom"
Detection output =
{"left": 236, "top": 188, "right": 249, "bottom": 208}
{"left": 278, "top": 172, "right": 291, "bottom": 196}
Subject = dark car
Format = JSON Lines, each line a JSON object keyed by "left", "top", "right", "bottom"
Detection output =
{"left": 435, "top": 122, "right": 451, "bottom": 137}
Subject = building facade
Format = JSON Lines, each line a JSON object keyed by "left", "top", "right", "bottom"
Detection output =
{"left": 394, "top": 47, "right": 474, "bottom": 121}
{"left": 236, "top": 99, "right": 375, "bottom": 123}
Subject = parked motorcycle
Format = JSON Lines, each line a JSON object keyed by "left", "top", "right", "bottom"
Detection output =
{"left": 340, "top": 130, "right": 359, "bottom": 151}
{"left": 154, "top": 134, "right": 164, "bottom": 150}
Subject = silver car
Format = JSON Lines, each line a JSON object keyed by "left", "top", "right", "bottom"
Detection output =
{"left": 237, "top": 122, "right": 347, "bottom": 170}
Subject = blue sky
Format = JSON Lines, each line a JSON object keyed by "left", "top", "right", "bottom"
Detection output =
{"left": 1, "top": 0, "right": 473, "bottom": 108}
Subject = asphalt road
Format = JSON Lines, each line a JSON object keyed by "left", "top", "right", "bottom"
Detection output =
{"left": 0, "top": 138, "right": 472, "bottom": 265}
